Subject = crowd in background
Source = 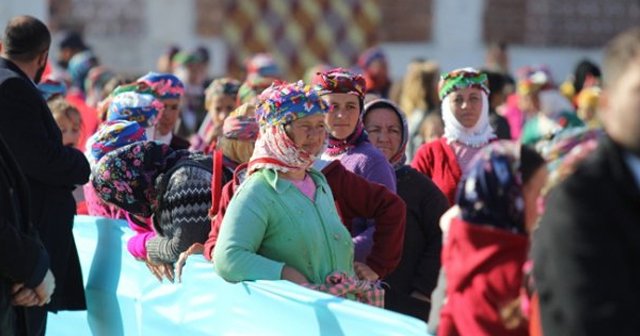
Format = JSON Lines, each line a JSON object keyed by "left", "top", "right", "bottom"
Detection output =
{"left": 1, "top": 14, "right": 639, "bottom": 336}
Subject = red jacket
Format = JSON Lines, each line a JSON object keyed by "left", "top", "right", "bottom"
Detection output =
{"left": 411, "top": 138, "right": 462, "bottom": 206}
{"left": 204, "top": 160, "right": 406, "bottom": 278}
{"left": 439, "top": 217, "right": 529, "bottom": 336}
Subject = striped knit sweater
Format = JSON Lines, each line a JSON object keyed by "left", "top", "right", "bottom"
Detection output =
{"left": 146, "top": 165, "right": 212, "bottom": 264}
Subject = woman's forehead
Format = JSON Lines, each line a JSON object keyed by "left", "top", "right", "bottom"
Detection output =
{"left": 365, "top": 107, "right": 400, "bottom": 125}
{"left": 294, "top": 113, "right": 325, "bottom": 124}
{"left": 451, "top": 87, "right": 483, "bottom": 96}
{"left": 325, "top": 93, "right": 359, "bottom": 104}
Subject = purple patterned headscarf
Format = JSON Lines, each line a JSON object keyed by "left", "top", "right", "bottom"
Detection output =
{"left": 222, "top": 115, "right": 259, "bottom": 140}
{"left": 248, "top": 81, "right": 329, "bottom": 173}
{"left": 88, "top": 120, "right": 147, "bottom": 164}
{"left": 137, "top": 72, "right": 185, "bottom": 99}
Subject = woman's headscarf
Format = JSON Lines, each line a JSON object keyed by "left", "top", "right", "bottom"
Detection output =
{"left": 456, "top": 141, "right": 527, "bottom": 234}
{"left": 439, "top": 68, "right": 495, "bottom": 147}
{"left": 245, "top": 53, "right": 282, "bottom": 80}
{"left": 315, "top": 68, "right": 368, "bottom": 156}
{"left": 540, "top": 126, "right": 603, "bottom": 171}
{"left": 516, "top": 65, "right": 555, "bottom": 96}
{"left": 38, "top": 77, "right": 67, "bottom": 101}
{"left": 218, "top": 103, "right": 259, "bottom": 166}
{"left": 517, "top": 65, "right": 583, "bottom": 146}
{"left": 87, "top": 120, "right": 147, "bottom": 165}
{"left": 236, "top": 75, "right": 275, "bottom": 105}
{"left": 539, "top": 126, "right": 603, "bottom": 196}
{"left": 357, "top": 47, "right": 390, "bottom": 96}
{"left": 204, "top": 77, "right": 241, "bottom": 110}
{"left": 363, "top": 98, "right": 409, "bottom": 169}
{"left": 137, "top": 72, "right": 185, "bottom": 99}
{"left": 248, "top": 80, "right": 329, "bottom": 173}
{"left": 106, "top": 92, "right": 164, "bottom": 128}
{"left": 91, "top": 141, "right": 185, "bottom": 217}
{"left": 68, "top": 50, "right": 98, "bottom": 92}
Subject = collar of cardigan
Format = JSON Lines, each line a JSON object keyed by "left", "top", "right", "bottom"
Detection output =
{"left": 261, "top": 168, "right": 328, "bottom": 195}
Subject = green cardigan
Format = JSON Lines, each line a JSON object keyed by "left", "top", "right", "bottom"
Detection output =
{"left": 213, "top": 168, "right": 355, "bottom": 284}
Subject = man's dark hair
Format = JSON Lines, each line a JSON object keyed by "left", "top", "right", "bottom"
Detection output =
{"left": 572, "top": 59, "right": 601, "bottom": 93}
{"left": 484, "top": 71, "right": 506, "bottom": 95}
{"left": 58, "top": 31, "right": 86, "bottom": 51}
{"left": 482, "top": 70, "right": 506, "bottom": 106}
{"left": 195, "top": 46, "right": 210, "bottom": 64}
{"left": 2, "top": 15, "right": 51, "bottom": 62}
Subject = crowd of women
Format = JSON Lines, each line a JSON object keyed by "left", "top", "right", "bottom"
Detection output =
{"left": 27, "top": 26, "right": 639, "bottom": 336}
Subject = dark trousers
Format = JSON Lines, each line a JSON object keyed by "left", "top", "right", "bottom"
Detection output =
{"left": 15, "top": 306, "right": 47, "bottom": 336}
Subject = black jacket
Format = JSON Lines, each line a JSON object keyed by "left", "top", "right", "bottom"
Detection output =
{"left": 0, "top": 58, "right": 90, "bottom": 311}
{"left": 384, "top": 166, "right": 448, "bottom": 321}
{"left": 533, "top": 136, "right": 640, "bottom": 335}
{"left": 489, "top": 110, "right": 511, "bottom": 140}
{"left": 0, "top": 132, "right": 50, "bottom": 334}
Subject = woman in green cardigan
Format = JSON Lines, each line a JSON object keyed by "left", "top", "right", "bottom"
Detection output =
{"left": 213, "top": 81, "right": 362, "bottom": 285}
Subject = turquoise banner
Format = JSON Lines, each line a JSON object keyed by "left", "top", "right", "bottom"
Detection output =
{"left": 46, "top": 216, "right": 428, "bottom": 335}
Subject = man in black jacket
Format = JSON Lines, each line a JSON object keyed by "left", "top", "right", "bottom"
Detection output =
{"left": 533, "top": 27, "right": 640, "bottom": 335}
{"left": 0, "top": 133, "right": 56, "bottom": 335}
{"left": 0, "top": 16, "right": 90, "bottom": 335}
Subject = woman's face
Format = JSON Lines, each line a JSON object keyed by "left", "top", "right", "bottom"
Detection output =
{"left": 156, "top": 98, "right": 181, "bottom": 136}
{"left": 364, "top": 107, "right": 402, "bottom": 161}
{"left": 285, "top": 114, "right": 327, "bottom": 156}
{"left": 519, "top": 92, "right": 540, "bottom": 116}
{"left": 324, "top": 93, "right": 361, "bottom": 140}
{"left": 55, "top": 114, "right": 81, "bottom": 147}
{"left": 523, "top": 166, "right": 548, "bottom": 233}
{"left": 209, "top": 95, "right": 237, "bottom": 136}
{"left": 421, "top": 117, "right": 444, "bottom": 143}
{"left": 448, "top": 87, "right": 484, "bottom": 128}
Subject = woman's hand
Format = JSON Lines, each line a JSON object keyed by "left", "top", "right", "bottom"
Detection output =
{"left": 354, "top": 262, "right": 379, "bottom": 281}
{"left": 281, "top": 265, "right": 309, "bottom": 284}
{"left": 144, "top": 258, "right": 175, "bottom": 283}
{"left": 175, "top": 243, "right": 204, "bottom": 283}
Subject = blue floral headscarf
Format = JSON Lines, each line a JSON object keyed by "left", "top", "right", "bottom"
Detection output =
{"left": 456, "top": 141, "right": 527, "bottom": 234}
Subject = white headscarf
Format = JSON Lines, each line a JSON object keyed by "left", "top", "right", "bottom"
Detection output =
{"left": 441, "top": 92, "right": 496, "bottom": 147}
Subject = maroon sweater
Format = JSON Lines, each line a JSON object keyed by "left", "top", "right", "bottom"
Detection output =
{"left": 411, "top": 138, "right": 462, "bottom": 206}
{"left": 204, "top": 160, "right": 406, "bottom": 278}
